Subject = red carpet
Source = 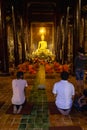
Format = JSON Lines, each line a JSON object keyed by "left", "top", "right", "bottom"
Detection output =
{"left": 49, "top": 126, "right": 82, "bottom": 130}
{"left": 6, "top": 102, "right": 34, "bottom": 114}
{"left": 45, "top": 74, "right": 55, "bottom": 79}
{"left": 48, "top": 102, "right": 60, "bottom": 114}
{"left": 27, "top": 79, "right": 35, "bottom": 85}
{"left": 48, "top": 102, "right": 76, "bottom": 114}
{"left": 0, "top": 102, "right": 5, "bottom": 108}
{"left": 26, "top": 74, "right": 36, "bottom": 79}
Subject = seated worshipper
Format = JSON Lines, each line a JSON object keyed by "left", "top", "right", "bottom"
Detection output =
{"left": 74, "top": 89, "right": 87, "bottom": 111}
{"left": 11, "top": 71, "right": 28, "bottom": 114}
{"left": 52, "top": 71, "right": 75, "bottom": 115}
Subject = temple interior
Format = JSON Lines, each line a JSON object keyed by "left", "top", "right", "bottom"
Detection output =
{"left": 0, "top": 0, "right": 87, "bottom": 130}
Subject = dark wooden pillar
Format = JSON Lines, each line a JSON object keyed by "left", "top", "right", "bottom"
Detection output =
{"left": 20, "top": 17, "right": 25, "bottom": 63}
{"left": 60, "top": 16, "right": 64, "bottom": 64}
{"left": 12, "top": 6, "right": 19, "bottom": 67}
{"left": 56, "top": 20, "right": 60, "bottom": 62}
{"left": 54, "top": 16, "right": 63, "bottom": 64}
{"left": 55, "top": 16, "right": 63, "bottom": 63}
{"left": 54, "top": 11, "right": 58, "bottom": 61}
{"left": 25, "top": 2, "right": 30, "bottom": 56}
{"left": 64, "top": 7, "right": 69, "bottom": 64}
{"left": 0, "top": 0, "right": 9, "bottom": 75}
{"left": 84, "top": 16, "right": 87, "bottom": 51}
{"left": 73, "top": 0, "right": 81, "bottom": 73}
{"left": 81, "top": 18, "right": 85, "bottom": 49}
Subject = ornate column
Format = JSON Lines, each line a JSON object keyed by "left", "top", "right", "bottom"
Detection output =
{"left": 0, "top": 0, "right": 9, "bottom": 75}
{"left": 56, "top": 20, "right": 60, "bottom": 62}
{"left": 25, "top": 1, "right": 31, "bottom": 57}
{"left": 84, "top": 16, "right": 87, "bottom": 50}
{"left": 12, "top": 5, "right": 19, "bottom": 67}
{"left": 20, "top": 17, "right": 25, "bottom": 63}
{"left": 60, "top": 16, "right": 64, "bottom": 64}
{"left": 54, "top": 10, "right": 58, "bottom": 61}
{"left": 64, "top": 7, "right": 69, "bottom": 64}
{"left": 73, "top": 0, "right": 81, "bottom": 73}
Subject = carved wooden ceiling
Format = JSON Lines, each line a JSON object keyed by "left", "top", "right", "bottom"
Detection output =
{"left": 5, "top": 0, "right": 87, "bottom": 24}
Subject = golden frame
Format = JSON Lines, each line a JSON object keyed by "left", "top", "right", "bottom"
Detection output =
{"left": 30, "top": 22, "right": 54, "bottom": 54}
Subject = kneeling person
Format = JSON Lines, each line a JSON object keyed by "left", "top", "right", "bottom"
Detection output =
{"left": 11, "top": 71, "right": 28, "bottom": 114}
{"left": 52, "top": 71, "right": 75, "bottom": 115}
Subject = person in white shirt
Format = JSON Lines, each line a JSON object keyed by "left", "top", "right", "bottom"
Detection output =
{"left": 11, "top": 71, "right": 28, "bottom": 114}
{"left": 52, "top": 71, "right": 75, "bottom": 115}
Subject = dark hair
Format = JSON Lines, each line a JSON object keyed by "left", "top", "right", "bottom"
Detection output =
{"left": 16, "top": 71, "right": 24, "bottom": 79}
{"left": 83, "top": 89, "right": 87, "bottom": 97}
{"left": 78, "top": 47, "right": 85, "bottom": 54}
{"left": 61, "top": 71, "right": 69, "bottom": 80}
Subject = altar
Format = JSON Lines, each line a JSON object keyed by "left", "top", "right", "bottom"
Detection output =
{"left": 31, "top": 25, "right": 55, "bottom": 60}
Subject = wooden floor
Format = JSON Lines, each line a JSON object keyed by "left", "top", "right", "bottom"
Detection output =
{"left": 0, "top": 65, "right": 87, "bottom": 130}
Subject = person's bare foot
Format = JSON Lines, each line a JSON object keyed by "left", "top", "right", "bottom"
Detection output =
{"left": 13, "top": 106, "right": 17, "bottom": 114}
{"left": 17, "top": 105, "right": 22, "bottom": 114}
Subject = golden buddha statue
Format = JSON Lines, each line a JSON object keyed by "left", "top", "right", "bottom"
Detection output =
{"left": 32, "top": 34, "right": 53, "bottom": 57}
{"left": 38, "top": 34, "right": 47, "bottom": 50}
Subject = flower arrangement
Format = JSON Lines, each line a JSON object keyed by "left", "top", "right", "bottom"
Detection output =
{"left": 17, "top": 61, "right": 37, "bottom": 74}
{"left": 17, "top": 60, "right": 70, "bottom": 74}
{"left": 53, "top": 62, "right": 70, "bottom": 73}
{"left": 45, "top": 63, "right": 54, "bottom": 73}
